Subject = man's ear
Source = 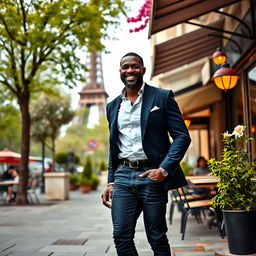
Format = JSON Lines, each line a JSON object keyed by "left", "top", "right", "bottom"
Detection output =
{"left": 142, "top": 67, "right": 146, "bottom": 75}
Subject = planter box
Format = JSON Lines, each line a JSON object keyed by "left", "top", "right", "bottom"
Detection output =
{"left": 44, "top": 172, "right": 70, "bottom": 200}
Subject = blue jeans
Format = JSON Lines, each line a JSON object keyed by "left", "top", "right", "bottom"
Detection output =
{"left": 111, "top": 165, "right": 171, "bottom": 256}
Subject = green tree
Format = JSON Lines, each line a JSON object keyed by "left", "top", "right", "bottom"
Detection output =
{"left": 82, "top": 156, "right": 93, "bottom": 180}
{"left": 55, "top": 152, "right": 68, "bottom": 165}
{"left": 0, "top": 0, "right": 125, "bottom": 204}
{"left": 55, "top": 151, "right": 80, "bottom": 171}
{"left": 31, "top": 95, "right": 75, "bottom": 171}
{"left": 0, "top": 104, "right": 21, "bottom": 151}
{"left": 99, "top": 160, "right": 107, "bottom": 172}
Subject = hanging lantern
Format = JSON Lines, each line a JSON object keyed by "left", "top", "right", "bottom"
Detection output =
{"left": 212, "top": 48, "right": 227, "bottom": 65}
{"left": 212, "top": 63, "right": 240, "bottom": 91}
{"left": 183, "top": 115, "right": 191, "bottom": 128}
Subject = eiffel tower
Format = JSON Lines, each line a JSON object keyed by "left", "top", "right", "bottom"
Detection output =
{"left": 78, "top": 51, "right": 108, "bottom": 125}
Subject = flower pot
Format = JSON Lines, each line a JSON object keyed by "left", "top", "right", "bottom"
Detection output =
{"left": 80, "top": 184, "right": 91, "bottom": 193}
{"left": 223, "top": 209, "right": 256, "bottom": 255}
{"left": 69, "top": 183, "right": 77, "bottom": 191}
{"left": 91, "top": 185, "right": 98, "bottom": 190}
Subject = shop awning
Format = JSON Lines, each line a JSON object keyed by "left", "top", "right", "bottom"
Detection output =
{"left": 152, "top": 20, "right": 224, "bottom": 77}
{"left": 0, "top": 148, "right": 37, "bottom": 164}
{"left": 175, "top": 84, "right": 222, "bottom": 115}
{"left": 149, "top": 0, "right": 241, "bottom": 36}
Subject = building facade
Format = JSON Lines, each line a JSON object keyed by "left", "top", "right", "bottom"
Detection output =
{"left": 149, "top": 0, "right": 256, "bottom": 165}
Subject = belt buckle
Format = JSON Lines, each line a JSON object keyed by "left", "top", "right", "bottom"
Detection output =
{"left": 129, "top": 160, "right": 139, "bottom": 169}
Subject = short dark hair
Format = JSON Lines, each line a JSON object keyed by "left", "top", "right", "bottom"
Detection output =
{"left": 120, "top": 52, "right": 144, "bottom": 67}
{"left": 196, "top": 156, "right": 207, "bottom": 167}
{"left": 7, "top": 165, "right": 19, "bottom": 171}
{"left": 7, "top": 165, "right": 16, "bottom": 170}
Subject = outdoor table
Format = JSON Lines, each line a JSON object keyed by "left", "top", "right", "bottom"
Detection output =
{"left": 186, "top": 176, "right": 219, "bottom": 188}
{"left": 0, "top": 180, "right": 19, "bottom": 185}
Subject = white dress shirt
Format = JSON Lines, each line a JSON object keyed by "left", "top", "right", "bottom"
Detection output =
{"left": 117, "top": 83, "right": 148, "bottom": 161}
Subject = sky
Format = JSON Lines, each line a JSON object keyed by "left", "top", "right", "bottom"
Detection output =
{"left": 72, "top": 0, "right": 152, "bottom": 108}
{"left": 68, "top": 0, "right": 152, "bottom": 128}
{"left": 101, "top": 0, "right": 152, "bottom": 102}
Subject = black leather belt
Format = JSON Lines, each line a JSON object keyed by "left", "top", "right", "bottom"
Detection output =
{"left": 121, "top": 159, "right": 152, "bottom": 169}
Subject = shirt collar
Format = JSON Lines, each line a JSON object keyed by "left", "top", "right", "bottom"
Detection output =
{"left": 121, "top": 82, "right": 145, "bottom": 100}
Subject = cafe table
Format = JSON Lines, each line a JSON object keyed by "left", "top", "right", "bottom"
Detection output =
{"left": 186, "top": 175, "right": 219, "bottom": 188}
{"left": 0, "top": 180, "right": 19, "bottom": 185}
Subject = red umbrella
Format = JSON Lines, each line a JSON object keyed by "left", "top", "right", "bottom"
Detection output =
{"left": 0, "top": 148, "right": 37, "bottom": 164}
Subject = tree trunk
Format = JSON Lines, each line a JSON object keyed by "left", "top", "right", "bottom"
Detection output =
{"left": 16, "top": 93, "right": 30, "bottom": 205}
{"left": 51, "top": 135, "right": 56, "bottom": 172}
{"left": 41, "top": 141, "right": 45, "bottom": 193}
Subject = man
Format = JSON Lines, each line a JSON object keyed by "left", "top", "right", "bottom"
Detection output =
{"left": 0, "top": 165, "right": 16, "bottom": 180}
{"left": 0, "top": 165, "right": 18, "bottom": 202}
{"left": 101, "top": 52, "right": 191, "bottom": 256}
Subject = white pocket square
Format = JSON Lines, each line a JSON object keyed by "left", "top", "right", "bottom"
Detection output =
{"left": 150, "top": 106, "right": 160, "bottom": 112}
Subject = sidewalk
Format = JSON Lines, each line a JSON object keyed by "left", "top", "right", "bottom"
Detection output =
{"left": 0, "top": 186, "right": 228, "bottom": 256}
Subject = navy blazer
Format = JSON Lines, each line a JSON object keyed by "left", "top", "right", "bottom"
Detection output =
{"left": 106, "top": 84, "right": 191, "bottom": 191}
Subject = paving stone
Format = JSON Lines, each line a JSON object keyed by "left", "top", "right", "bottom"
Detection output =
{"left": 38, "top": 245, "right": 88, "bottom": 253}
{"left": 1, "top": 253, "right": 50, "bottom": 256}
{"left": 45, "top": 253, "right": 85, "bottom": 256}
{"left": 0, "top": 186, "right": 228, "bottom": 256}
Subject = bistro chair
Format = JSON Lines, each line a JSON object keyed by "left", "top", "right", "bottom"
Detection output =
{"left": 27, "top": 178, "right": 40, "bottom": 204}
{"left": 176, "top": 187, "right": 219, "bottom": 240}
{"left": 169, "top": 188, "right": 205, "bottom": 225}
{"left": 0, "top": 188, "right": 8, "bottom": 203}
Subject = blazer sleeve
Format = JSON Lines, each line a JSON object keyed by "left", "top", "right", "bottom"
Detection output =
{"left": 106, "top": 103, "right": 115, "bottom": 184}
{"left": 160, "top": 90, "right": 191, "bottom": 175}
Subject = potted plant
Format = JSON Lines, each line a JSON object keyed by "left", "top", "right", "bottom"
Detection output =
{"left": 69, "top": 173, "right": 80, "bottom": 190}
{"left": 208, "top": 125, "right": 256, "bottom": 255}
{"left": 79, "top": 157, "right": 93, "bottom": 193}
{"left": 79, "top": 176, "right": 93, "bottom": 193}
{"left": 91, "top": 174, "right": 100, "bottom": 190}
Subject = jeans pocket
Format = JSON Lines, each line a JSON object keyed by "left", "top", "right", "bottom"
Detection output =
{"left": 147, "top": 176, "right": 162, "bottom": 183}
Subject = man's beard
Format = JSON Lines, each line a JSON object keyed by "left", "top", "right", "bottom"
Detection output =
{"left": 121, "top": 73, "right": 143, "bottom": 89}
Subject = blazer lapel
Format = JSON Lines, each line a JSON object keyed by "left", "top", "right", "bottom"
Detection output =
{"left": 141, "top": 84, "right": 156, "bottom": 139}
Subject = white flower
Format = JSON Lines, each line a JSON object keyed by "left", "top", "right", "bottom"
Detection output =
{"left": 232, "top": 125, "right": 246, "bottom": 138}
{"left": 223, "top": 131, "right": 232, "bottom": 139}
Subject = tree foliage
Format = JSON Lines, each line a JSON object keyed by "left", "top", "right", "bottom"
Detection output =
{"left": 31, "top": 95, "right": 75, "bottom": 170}
{"left": 82, "top": 156, "right": 93, "bottom": 180}
{"left": 55, "top": 151, "right": 80, "bottom": 171}
{"left": 0, "top": 103, "right": 21, "bottom": 151}
{"left": 0, "top": 0, "right": 125, "bottom": 204}
{"left": 0, "top": 0, "right": 126, "bottom": 90}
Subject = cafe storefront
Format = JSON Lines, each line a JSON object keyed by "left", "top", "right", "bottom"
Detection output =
{"left": 149, "top": 0, "right": 256, "bottom": 163}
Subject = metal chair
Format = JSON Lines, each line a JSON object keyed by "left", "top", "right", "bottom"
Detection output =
{"left": 176, "top": 187, "right": 219, "bottom": 240}
{"left": 27, "top": 178, "right": 40, "bottom": 204}
{"left": 0, "top": 189, "right": 8, "bottom": 203}
{"left": 169, "top": 189, "right": 205, "bottom": 225}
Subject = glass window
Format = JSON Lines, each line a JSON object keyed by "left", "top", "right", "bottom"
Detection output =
{"left": 248, "top": 64, "right": 256, "bottom": 160}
